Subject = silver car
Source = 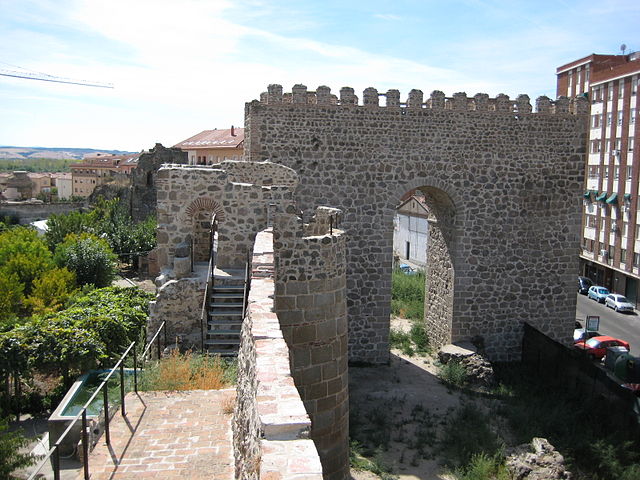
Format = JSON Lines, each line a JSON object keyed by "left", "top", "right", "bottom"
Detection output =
{"left": 604, "top": 294, "right": 635, "bottom": 313}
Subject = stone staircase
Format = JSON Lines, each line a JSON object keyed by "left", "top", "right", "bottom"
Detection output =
{"left": 205, "top": 269, "right": 246, "bottom": 356}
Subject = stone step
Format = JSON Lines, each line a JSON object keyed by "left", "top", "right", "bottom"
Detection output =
{"left": 209, "top": 310, "right": 243, "bottom": 317}
{"left": 210, "top": 302, "right": 244, "bottom": 309}
{"left": 210, "top": 292, "right": 244, "bottom": 299}
{"left": 204, "top": 338, "right": 241, "bottom": 345}
{"left": 207, "top": 329, "right": 241, "bottom": 335}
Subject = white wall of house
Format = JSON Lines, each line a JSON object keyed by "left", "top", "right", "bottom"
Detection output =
{"left": 393, "top": 212, "right": 428, "bottom": 266}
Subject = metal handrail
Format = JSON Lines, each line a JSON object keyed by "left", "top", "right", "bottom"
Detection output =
{"left": 242, "top": 250, "right": 252, "bottom": 318}
{"left": 27, "top": 321, "right": 167, "bottom": 480}
{"left": 200, "top": 215, "right": 218, "bottom": 353}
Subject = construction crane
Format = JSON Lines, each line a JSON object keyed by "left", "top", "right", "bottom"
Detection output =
{"left": 0, "top": 66, "right": 113, "bottom": 89}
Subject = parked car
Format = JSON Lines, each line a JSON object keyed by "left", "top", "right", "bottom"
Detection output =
{"left": 574, "top": 335, "right": 630, "bottom": 360}
{"left": 604, "top": 294, "right": 635, "bottom": 313}
{"left": 578, "top": 276, "right": 593, "bottom": 294}
{"left": 587, "top": 286, "right": 610, "bottom": 303}
{"left": 398, "top": 263, "right": 417, "bottom": 275}
{"left": 573, "top": 328, "right": 601, "bottom": 343}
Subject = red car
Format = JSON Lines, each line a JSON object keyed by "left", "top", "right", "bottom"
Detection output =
{"left": 574, "top": 335, "right": 630, "bottom": 360}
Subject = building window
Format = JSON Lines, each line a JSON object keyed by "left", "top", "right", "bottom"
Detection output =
{"left": 631, "top": 108, "right": 636, "bottom": 124}
{"left": 591, "top": 114, "right": 601, "bottom": 128}
{"left": 585, "top": 66, "right": 590, "bottom": 83}
{"left": 607, "top": 112, "right": 612, "bottom": 126}
{"left": 619, "top": 79, "right": 625, "bottom": 98}
{"left": 635, "top": 253, "right": 640, "bottom": 267}
{"left": 621, "top": 248, "right": 627, "bottom": 263}
{"left": 616, "top": 138, "right": 622, "bottom": 151}
{"left": 636, "top": 224, "right": 640, "bottom": 237}
{"left": 623, "top": 222, "right": 629, "bottom": 236}
{"left": 588, "top": 165, "right": 599, "bottom": 178}
{"left": 609, "top": 245, "right": 615, "bottom": 258}
{"left": 591, "top": 140, "right": 601, "bottom": 153}
{"left": 618, "top": 111, "right": 624, "bottom": 126}
{"left": 586, "top": 215, "right": 596, "bottom": 228}
{"left": 608, "top": 83, "right": 614, "bottom": 100}
{"left": 633, "top": 78, "right": 638, "bottom": 95}
{"left": 630, "top": 138, "right": 635, "bottom": 152}
{"left": 604, "top": 166, "right": 609, "bottom": 178}
{"left": 601, "top": 218, "right": 606, "bottom": 229}
{"left": 614, "top": 166, "right": 620, "bottom": 179}
{"left": 628, "top": 166, "right": 633, "bottom": 179}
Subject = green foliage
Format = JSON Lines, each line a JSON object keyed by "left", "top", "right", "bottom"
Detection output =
{"left": 350, "top": 441, "right": 398, "bottom": 480}
{"left": 438, "top": 360, "right": 469, "bottom": 388}
{"left": 389, "top": 321, "right": 430, "bottom": 357}
{"left": 453, "top": 452, "right": 510, "bottom": 480}
{"left": 0, "top": 417, "right": 35, "bottom": 477}
{"left": 0, "top": 287, "right": 153, "bottom": 383}
{"left": 44, "top": 198, "right": 156, "bottom": 266}
{"left": 391, "top": 269, "right": 425, "bottom": 321}
{"left": 25, "top": 267, "right": 77, "bottom": 315}
{"left": 0, "top": 273, "right": 24, "bottom": 324}
{"left": 0, "top": 157, "right": 80, "bottom": 172}
{"left": 0, "top": 227, "right": 54, "bottom": 295}
{"left": 440, "top": 403, "right": 503, "bottom": 468}
{"left": 54, "top": 233, "right": 117, "bottom": 287}
{"left": 44, "top": 210, "right": 94, "bottom": 250}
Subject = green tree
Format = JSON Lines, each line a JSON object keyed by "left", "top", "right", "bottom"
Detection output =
{"left": 0, "top": 417, "right": 35, "bottom": 477}
{"left": 44, "top": 210, "right": 95, "bottom": 251}
{"left": 54, "top": 233, "right": 117, "bottom": 287}
{"left": 0, "top": 227, "right": 54, "bottom": 295}
{"left": 0, "top": 273, "right": 24, "bottom": 326}
{"left": 25, "top": 268, "right": 77, "bottom": 315}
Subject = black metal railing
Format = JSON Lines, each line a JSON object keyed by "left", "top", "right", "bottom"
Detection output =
{"left": 27, "top": 321, "right": 168, "bottom": 480}
{"left": 200, "top": 215, "right": 218, "bottom": 352}
{"left": 242, "top": 250, "right": 252, "bottom": 318}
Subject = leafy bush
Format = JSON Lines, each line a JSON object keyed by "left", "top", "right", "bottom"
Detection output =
{"left": 54, "top": 233, "right": 117, "bottom": 287}
{"left": 0, "top": 227, "right": 54, "bottom": 295}
{"left": 453, "top": 452, "right": 510, "bottom": 480}
{"left": 438, "top": 360, "right": 469, "bottom": 388}
{"left": 24, "top": 267, "right": 76, "bottom": 315}
{"left": 0, "top": 273, "right": 24, "bottom": 324}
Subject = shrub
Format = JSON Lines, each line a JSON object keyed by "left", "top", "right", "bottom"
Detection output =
{"left": 0, "top": 273, "right": 24, "bottom": 323}
{"left": 453, "top": 452, "right": 510, "bottom": 480}
{"left": 25, "top": 267, "right": 77, "bottom": 315}
{"left": 391, "top": 269, "right": 425, "bottom": 321}
{"left": 0, "top": 227, "right": 54, "bottom": 295}
{"left": 438, "top": 360, "right": 469, "bottom": 388}
{"left": 54, "top": 233, "right": 117, "bottom": 287}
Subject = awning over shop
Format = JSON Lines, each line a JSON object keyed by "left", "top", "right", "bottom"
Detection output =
{"left": 606, "top": 193, "right": 618, "bottom": 205}
{"left": 624, "top": 193, "right": 632, "bottom": 202}
{"left": 595, "top": 192, "right": 608, "bottom": 202}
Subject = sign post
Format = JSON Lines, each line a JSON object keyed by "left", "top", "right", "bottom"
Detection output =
{"left": 586, "top": 315, "right": 600, "bottom": 332}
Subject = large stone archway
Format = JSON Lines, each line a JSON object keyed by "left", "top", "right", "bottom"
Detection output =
{"left": 244, "top": 84, "right": 589, "bottom": 363}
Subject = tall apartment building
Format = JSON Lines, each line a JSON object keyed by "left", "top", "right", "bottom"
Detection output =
{"left": 70, "top": 153, "right": 140, "bottom": 198}
{"left": 557, "top": 53, "right": 640, "bottom": 303}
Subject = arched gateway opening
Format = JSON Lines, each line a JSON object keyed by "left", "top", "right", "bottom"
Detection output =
{"left": 392, "top": 185, "right": 457, "bottom": 349}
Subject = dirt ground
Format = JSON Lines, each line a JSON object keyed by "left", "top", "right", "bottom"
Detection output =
{"left": 349, "top": 317, "right": 469, "bottom": 480}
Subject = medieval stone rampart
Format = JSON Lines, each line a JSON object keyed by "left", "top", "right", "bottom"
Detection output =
{"left": 155, "top": 160, "right": 298, "bottom": 271}
{"left": 233, "top": 230, "right": 323, "bottom": 480}
{"left": 245, "top": 84, "right": 589, "bottom": 363}
{"left": 273, "top": 207, "right": 349, "bottom": 480}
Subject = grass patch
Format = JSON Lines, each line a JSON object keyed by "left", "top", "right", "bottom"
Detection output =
{"left": 452, "top": 452, "right": 510, "bottom": 480}
{"left": 438, "top": 360, "right": 468, "bottom": 388}
{"left": 139, "top": 350, "right": 236, "bottom": 391}
{"left": 350, "top": 441, "right": 397, "bottom": 480}
{"left": 439, "top": 403, "right": 503, "bottom": 468}
{"left": 391, "top": 269, "right": 425, "bottom": 321}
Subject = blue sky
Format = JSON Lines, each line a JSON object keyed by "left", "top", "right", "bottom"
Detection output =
{"left": 0, "top": 0, "right": 638, "bottom": 151}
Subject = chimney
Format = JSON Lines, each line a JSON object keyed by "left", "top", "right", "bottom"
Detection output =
{"left": 231, "top": 125, "right": 235, "bottom": 137}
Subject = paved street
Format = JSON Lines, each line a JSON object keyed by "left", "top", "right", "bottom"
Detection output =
{"left": 575, "top": 293, "right": 640, "bottom": 351}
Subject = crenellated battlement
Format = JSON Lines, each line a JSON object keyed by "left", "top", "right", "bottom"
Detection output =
{"left": 258, "top": 83, "right": 589, "bottom": 115}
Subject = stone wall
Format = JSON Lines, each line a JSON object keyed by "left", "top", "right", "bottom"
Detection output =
{"left": 273, "top": 207, "right": 349, "bottom": 480}
{"left": 245, "top": 84, "right": 589, "bottom": 363}
{"left": 148, "top": 273, "right": 204, "bottom": 349}
{"left": 130, "top": 143, "right": 187, "bottom": 222}
{"left": 0, "top": 201, "right": 85, "bottom": 224}
{"left": 233, "top": 230, "right": 323, "bottom": 480}
{"left": 155, "top": 160, "right": 297, "bottom": 271}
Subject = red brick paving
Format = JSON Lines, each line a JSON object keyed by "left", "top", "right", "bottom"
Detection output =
{"left": 79, "top": 389, "right": 235, "bottom": 480}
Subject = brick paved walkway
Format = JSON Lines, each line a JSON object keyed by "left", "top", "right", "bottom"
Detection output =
{"left": 80, "top": 389, "right": 235, "bottom": 480}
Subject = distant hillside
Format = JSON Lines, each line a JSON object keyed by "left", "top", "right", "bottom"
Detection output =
{"left": 0, "top": 146, "right": 135, "bottom": 161}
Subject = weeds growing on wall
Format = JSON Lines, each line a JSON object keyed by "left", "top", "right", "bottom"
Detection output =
{"left": 138, "top": 350, "right": 236, "bottom": 391}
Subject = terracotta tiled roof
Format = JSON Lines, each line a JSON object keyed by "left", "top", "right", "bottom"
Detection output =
{"left": 173, "top": 127, "right": 244, "bottom": 150}
{"left": 72, "top": 153, "right": 140, "bottom": 168}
